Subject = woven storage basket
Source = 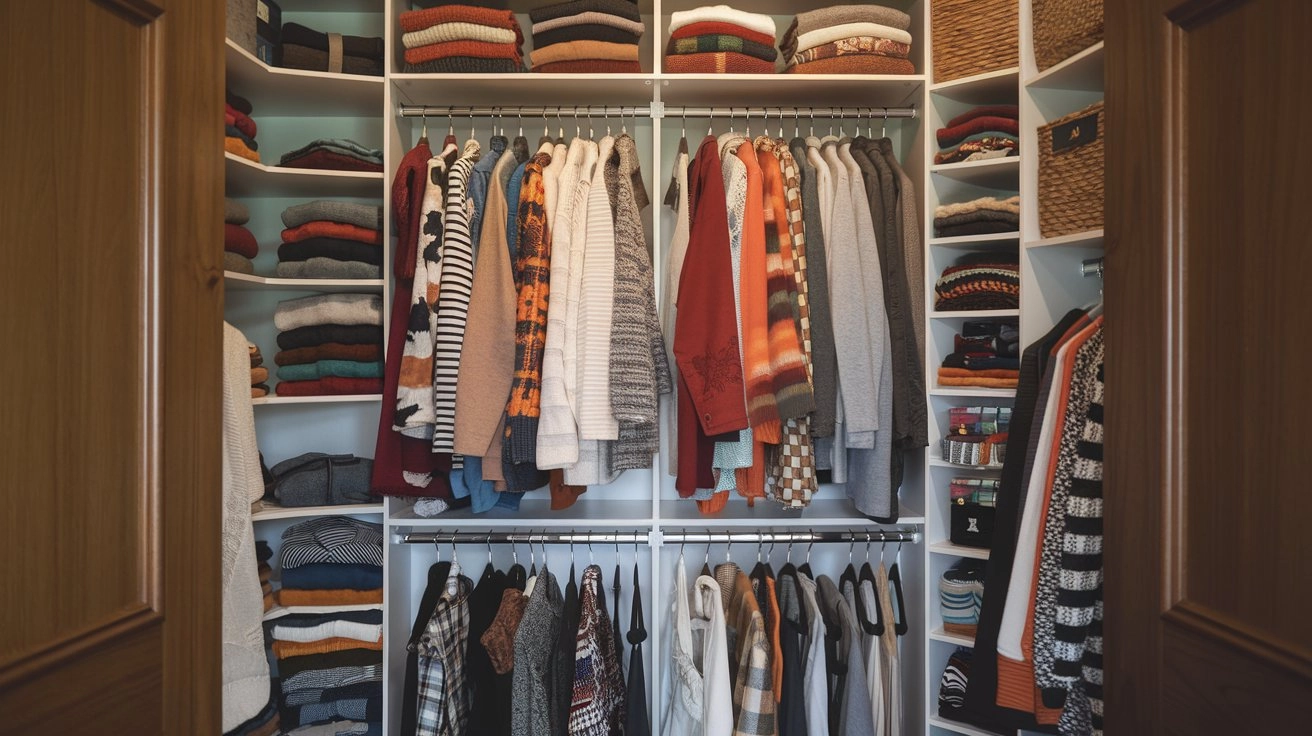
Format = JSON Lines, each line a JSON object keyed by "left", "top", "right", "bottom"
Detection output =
{"left": 1033, "top": 0, "right": 1104, "bottom": 71}
{"left": 932, "top": 0, "right": 1019, "bottom": 83}
{"left": 1038, "top": 101, "right": 1104, "bottom": 238}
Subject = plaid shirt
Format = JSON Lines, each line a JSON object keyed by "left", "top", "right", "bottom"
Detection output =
{"left": 717, "top": 564, "right": 777, "bottom": 736}
{"left": 415, "top": 561, "right": 472, "bottom": 736}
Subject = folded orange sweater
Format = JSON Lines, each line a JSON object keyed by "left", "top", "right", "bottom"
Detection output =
{"left": 272, "top": 635, "right": 384, "bottom": 660}
{"left": 938, "top": 367, "right": 1021, "bottom": 380}
{"left": 281, "top": 221, "right": 382, "bottom": 246}
{"left": 404, "top": 39, "right": 522, "bottom": 65}
{"left": 665, "top": 51, "right": 775, "bottom": 74}
{"left": 400, "top": 5, "right": 520, "bottom": 35}
{"left": 529, "top": 40, "right": 638, "bottom": 67}
{"left": 785, "top": 55, "right": 916, "bottom": 75}
{"left": 225, "top": 136, "right": 261, "bottom": 163}
{"left": 938, "top": 375, "right": 1019, "bottom": 388}
{"left": 276, "top": 587, "right": 383, "bottom": 607}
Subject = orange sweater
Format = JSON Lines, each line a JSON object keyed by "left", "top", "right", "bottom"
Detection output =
{"left": 735, "top": 141, "right": 780, "bottom": 444}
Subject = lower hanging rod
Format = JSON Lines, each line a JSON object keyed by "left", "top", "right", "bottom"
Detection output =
{"left": 398, "top": 104, "right": 916, "bottom": 120}
{"left": 397, "top": 529, "right": 920, "bottom": 545}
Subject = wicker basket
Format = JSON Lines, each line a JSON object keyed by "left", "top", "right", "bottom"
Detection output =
{"left": 1038, "top": 101, "right": 1104, "bottom": 238}
{"left": 1033, "top": 0, "right": 1104, "bottom": 71}
{"left": 931, "top": 0, "right": 1019, "bottom": 84}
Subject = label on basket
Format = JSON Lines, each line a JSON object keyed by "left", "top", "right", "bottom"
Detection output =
{"left": 1052, "top": 112, "right": 1099, "bottom": 153}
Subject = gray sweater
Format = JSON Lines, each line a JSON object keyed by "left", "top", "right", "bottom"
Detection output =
{"left": 512, "top": 570, "right": 562, "bottom": 736}
{"left": 790, "top": 137, "right": 838, "bottom": 438}
{"left": 818, "top": 575, "right": 876, "bottom": 736}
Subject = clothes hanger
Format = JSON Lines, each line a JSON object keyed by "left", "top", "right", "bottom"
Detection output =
{"left": 856, "top": 530, "right": 884, "bottom": 636}
{"left": 889, "top": 539, "right": 909, "bottom": 636}
{"left": 700, "top": 539, "right": 712, "bottom": 578}
{"left": 798, "top": 534, "right": 815, "bottom": 578}
{"left": 508, "top": 533, "right": 526, "bottom": 591}
{"left": 777, "top": 536, "right": 807, "bottom": 629}
{"left": 420, "top": 109, "right": 429, "bottom": 144}
{"left": 478, "top": 531, "right": 498, "bottom": 582}
{"left": 882, "top": 107, "right": 889, "bottom": 139}
{"left": 840, "top": 530, "right": 860, "bottom": 594}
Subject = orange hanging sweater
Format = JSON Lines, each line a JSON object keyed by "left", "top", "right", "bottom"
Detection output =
{"left": 735, "top": 141, "right": 780, "bottom": 444}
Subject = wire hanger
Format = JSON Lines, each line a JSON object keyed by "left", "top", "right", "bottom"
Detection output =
{"left": 707, "top": 107, "right": 714, "bottom": 136}
{"left": 794, "top": 107, "right": 800, "bottom": 139}
{"left": 447, "top": 106, "right": 454, "bottom": 137}
{"left": 420, "top": 109, "right": 428, "bottom": 141}
{"left": 882, "top": 107, "right": 889, "bottom": 139}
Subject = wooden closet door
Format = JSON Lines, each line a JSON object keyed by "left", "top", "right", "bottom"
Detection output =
{"left": 0, "top": 0, "right": 222, "bottom": 732}
{"left": 1106, "top": 0, "right": 1312, "bottom": 732}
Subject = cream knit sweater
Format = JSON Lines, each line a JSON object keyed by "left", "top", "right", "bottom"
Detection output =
{"left": 661, "top": 149, "right": 691, "bottom": 476}
{"left": 564, "top": 140, "right": 599, "bottom": 440}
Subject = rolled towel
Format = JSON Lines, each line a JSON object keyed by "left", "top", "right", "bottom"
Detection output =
{"left": 224, "top": 252, "right": 256, "bottom": 274}
{"left": 670, "top": 20, "right": 774, "bottom": 47}
{"left": 281, "top": 201, "right": 382, "bottom": 231}
{"left": 946, "top": 105, "right": 1020, "bottom": 128}
{"left": 531, "top": 10, "right": 646, "bottom": 36}
{"left": 403, "top": 57, "right": 524, "bottom": 74}
{"left": 668, "top": 5, "right": 776, "bottom": 38}
{"left": 275, "top": 324, "right": 383, "bottom": 350}
{"left": 282, "top": 220, "right": 382, "bottom": 245}
{"left": 530, "top": 39, "right": 639, "bottom": 67}
{"left": 225, "top": 136, "right": 261, "bottom": 163}
{"left": 225, "top": 197, "right": 250, "bottom": 225}
{"left": 668, "top": 33, "right": 777, "bottom": 62}
{"left": 785, "top": 55, "right": 914, "bottom": 74}
{"left": 788, "top": 36, "right": 910, "bottom": 66}
{"left": 402, "top": 22, "right": 519, "bottom": 49}
{"left": 276, "top": 259, "right": 382, "bottom": 281}
{"left": 399, "top": 6, "right": 520, "bottom": 34}
{"left": 404, "top": 40, "right": 523, "bottom": 66}
{"left": 275, "top": 342, "right": 383, "bottom": 366}
{"left": 529, "top": 0, "right": 642, "bottom": 25}
{"left": 277, "top": 238, "right": 382, "bottom": 266}
{"left": 274, "top": 377, "right": 384, "bottom": 397}
{"left": 252, "top": 384, "right": 270, "bottom": 399}
{"left": 273, "top": 293, "right": 382, "bottom": 332}
{"left": 786, "top": 21, "right": 913, "bottom": 57}
{"left": 665, "top": 50, "right": 775, "bottom": 73}
{"left": 224, "top": 223, "right": 259, "bottom": 258}
{"left": 249, "top": 343, "right": 263, "bottom": 368}
{"left": 276, "top": 359, "right": 385, "bottom": 381}
{"left": 279, "top": 149, "right": 383, "bottom": 173}
{"left": 280, "top": 138, "right": 382, "bottom": 167}
{"left": 279, "top": 22, "right": 384, "bottom": 62}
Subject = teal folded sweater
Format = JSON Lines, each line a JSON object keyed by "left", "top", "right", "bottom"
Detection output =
{"left": 277, "top": 359, "right": 385, "bottom": 381}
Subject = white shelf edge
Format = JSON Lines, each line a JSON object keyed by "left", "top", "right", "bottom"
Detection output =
{"left": 930, "top": 156, "right": 1021, "bottom": 176}
{"left": 1024, "top": 41, "right": 1105, "bottom": 89}
{"left": 1024, "top": 228, "right": 1104, "bottom": 250}
{"left": 929, "top": 232, "right": 1021, "bottom": 247}
{"left": 929, "top": 66, "right": 1020, "bottom": 93}
{"left": 225, "top": 151, "right": 385, "bottom": 181}
{"left": 252, "top": 394, "right": 383, "bottom": 406}
{"left": 224, "top": 271, "right": 386, "bottom": 292}
{"left": 928, "top": 458, "right": 1003, "bottom": 472}
{"left": 252, "top": 502, "right": 384, "bottom": 521}
{"left": 931, "top": 309, "right": 1020, "bottom": 319}
{"left": 226, "top": 37, "right": 386, "bottom": 87}
{"left": 929, "top": 541, "right": 990, "bottom": 560}
{"left": 929, "top": 627, "right": 976, "bottom": 647}
{"left": 929, "top": 715, "right": 1010, "bottom": 736}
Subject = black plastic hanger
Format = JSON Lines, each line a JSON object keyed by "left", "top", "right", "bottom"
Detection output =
{"left": 798, "top": 537, "right": 816, "bottom": 579}
{"left": 855, "top": 532, "right": 883, "bottom": 636}
{"left": 777, "top": 561, "right": 808, "bottom": 630}
{"left": 889, "top": 542, "right": 909, "bottom": 636}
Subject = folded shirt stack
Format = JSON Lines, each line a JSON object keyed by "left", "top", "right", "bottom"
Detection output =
{"left": 529, "top": 0, "right": 645, "bottom": 72}
{"left": 277, "top": 200, "right": 384, "bottom": 280}
{"left": 273, "top": 294, "right": 384, "bottom": 397}
{"left": 280, "top": 139, "right": 383, "bottom": 173}
{"left": 938, "top": 319, "right": 1020, "bottom": 388}
{"left": 934, "top": 194, "right": 1020, "bottom": 238}
{"left": 940, "top": 561, "right": 986, "bottom": 637}
{"left": 781, "top": 4, "right": 915, "bottom": 75}
{"left": 279, "top": 22, "right": 383, "bottom": 77}
{"left": 399, "top": 4, "right": 525, "bottom": 73}
{"left": 271, "top": 611, "right": 383, "bottom": 735}
{"left": 935, "top": 104, "right": 1019, "bottom": 164}
{"left": 665, "top": 5, "right": 777, "bottom": 73}
{"left": 224, "top": 197, "right": 258, "bottom": 275}
{"left": 250, "top": 342, "right": 270, "bottom": 399}
{"left": 934, "top": 251, "right": 1020, "bottom": 311}
{"left": 268, "top": 453, "right": 375, "bottom": 507}
{"left": 940, "top": 405, "right": 1011, "bottom": 468}
{"left": 225, "top": 91, "right": 260, "bottom": 163}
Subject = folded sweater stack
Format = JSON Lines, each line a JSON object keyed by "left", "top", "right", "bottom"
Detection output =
{"left": 938, "top": 319, "right": 1020, "bottom": 388}
{"left": 277, "top": 201, "right": 384, "bottom": 280}
{"left": 399, "top": 5, "right": 524, "bottom": 73}
{"left": 665, "top": 5, "right": 777, "bottom": 73}
{"left": 257, "top": 541, "right": 275, "bottom": 613}
{"left": 225, "top": 91, "right": 260, "bottom": 163}
{"left": 529, "top": 0, "right": 645, "bottom": 72}
{"left": 273, "top": 294, "right": 384, "bottom": 397}
{"left": 224, "top": 198, "right": 258, "bottom": 275}
{"left": 934, "top": 195, "right": 1020, "bottom": 238}
{"left": 934, "top": 251, "right": 1020, "bottom": 311}
{"left": 935, "top": 104, "right": 1019, "bottom": 164}
{"left": 279, "top": 22, "right": 384, "bottom": 77}
{"left": 781, "top": 4, "right": 916, "bottom": 74}
{"left": 250, "top": 342, "right": 270, "bottom": 399}
{"left": 280, "top": 139, "right": 383, "bottom": 173}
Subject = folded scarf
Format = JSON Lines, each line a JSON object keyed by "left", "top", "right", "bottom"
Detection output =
{"left": 530, "top": 0, "right": 642, "bottom": 25}
{"left": 668, "top": 33, "right": 778, "bottom": 62}
{"left": 225, "top": 136, "right": 261, "bottom": 163}
{"left": 252, "top": 384, "right": 270, "bottom": 399}
{"left": 937, "top": 373, "right": 1019, "bottom": 388}
{"left": 785, "top": 21, "right": 914, "bottom": 58}
{"left": 274, "top": 377, "right": 384, "bottom": 397}
{"left": 278, "top": 239, "right": 382, "bottom": 266}
{"left": 935, "top": 195, "right": 1021, "bottom": 218}
{"left": 280, "top": 562, "right": 385, "bottom": 591}
{"left": 530, "top": 39, "right": 638, "bottom": 66}
{"left": 280, "top": 21, "right": 384, "bottom": 61}
{"left": 225, "top": 103, "right": 258, "bottom": 139}
{"left": 276, "top": 259, "right": 382, "bottom": 280}
{"left": 279, "top": 44, "right": 384, "bottom": 77}
{"left": 272, "top": 636, "right": 384, "bottom": 660}
{"left": 935, "top": 133, "right": 1019, "bottom": 164}
{"left": 227, "top": 90, "right": 253, "bottom": 116}
{"left": 282, "top": 221, "right": 382, "bottom": 246}
{"left": 934, "top": 208, "right": 1021, "bottom": 229}
{"left": 225, "top": 224, "right": 259, "bottom": 258}
{"left": 277, "top": 359, "right": 385, "bottom": 381}
{"left": 272, "top": 620, "right": 383, "bottom": 644}
{"left": 404, "top": 39, "right": 522, "bottom": 65}
{"left": 224, "top": 197, "right": 249, "bottom": 225}
{"left": 785, "top": 55, "right": 915, "bottom": 74}
{"left": 668, "top": 5, "right": 775, "bottom": 38}
{"left": 670, "top": 20, "right": 775, "bottom": 47}
{"left": 934, "top": 221, "right": 1020, "bottom": 238}
{"left": 276, "top": 324, "right": 384, "bottom": 350}
{"left": 273, "top": 293, "right": 382, "bottom": 332}
{"left": 531, "top": 59, "right": 642, "bottom": 73}
{"left": 224, "top": 252, "right": 256, "bottom": 275}
{"left": 665, "top": 51, "right": 775, "bottom": 73}
{"left": 279, "top": 149, "right": 383, "bottom": 173}
{"left": 281, "top": 201, "right": 382, "bottom": 231}
{"left": 251, "top": 366, "right": 269, "bottom": 384}
{"left": 403, "top": 57, "right": 524, "bottom": 73}
{"left": 399, "top": 5, "right": 520, "bottom": 34}
{"left": 789, "top": 35, "right": 910, "bottom": 66}
{"left": 281, "top": 138, "right": 382, "bottom": 166}
{"left": 531, "top": 10, "right": 646, "bottom": 36}
{"left": 402, "top": 22, "right": 520, "bottom": 49}
{"left": 225, "top": 125, "right": 259, "bottom": 151}
{"left": 946, "top": 104, "right": 1020, "bottom": 128}
{"left": 275, "top": 342, "right": 383, "bottom": 366}
{"left": 532, "top": 24, "right": 641, "bottom": 48}
{"left": 937, "top": 116, "right": 1021, "bottom": 148}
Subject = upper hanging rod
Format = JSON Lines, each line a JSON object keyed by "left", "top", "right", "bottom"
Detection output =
{"left": 397, "top": 529, "right": 921, "bottom": 545}
{"left": 398, "top": 104, "right": 916, "bottom": 120}
{"left": 399, "top": 105, "right": 650, "bottom": 118}
{"left": 663, "top": 105, "right": 916, "bottom": 120}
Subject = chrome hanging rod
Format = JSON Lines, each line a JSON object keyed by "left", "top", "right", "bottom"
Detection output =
{"left": 399, "top": 105, "right": 651, "bottom": 118}
{"left": 400, "top": 531, "right": 650, "bottom": 545}
{"left": 397, "top": 529, "right": 920, "bottom": 545}
{"left": 1081, "top": 257, "right": 1105, "bottom": 278}
{"left": 397, "top": 104, "right": 916, "bottom": 120}
{"left": 663, "top": 105, "right": 916, "bottom": 120}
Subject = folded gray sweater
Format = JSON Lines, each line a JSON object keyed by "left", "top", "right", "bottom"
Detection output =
{"left": 276, "top": 258, "right": 382, "bottom": 280}
{"left": 225, "top": 198, "right": 250, "bottom": 225}
{"left": 270, "top": 452, "right": 374, "bottom": 507}
{"left": 281, "top": 200, "right": 383, "bottom": 230}
{"left": 279, "top": 139, "right": 383, "bottom": 167}
{"left": 224, "top": 252, "right": 256, "bottom": 275}
{"left": 273, "top": 293, "right": 382, "bottom": 332}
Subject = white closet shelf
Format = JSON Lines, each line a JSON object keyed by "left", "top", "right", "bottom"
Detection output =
{"left": 929, "top": 233, "right": 1021, "bottom": 248}
{"left": 657, "top": 73, "right": 925, "bottom": 108}
{"left": 225, "top": 152, "right": 385, "bottom": 198}
{"left": 225, "top": 38, "right": 384, "bottom": 117}
{"left": 252, "top": 502, "right": 384, "bottom": 521}
{"left": 928, "top": 387, "right": 1017, "bottom": 398}
{"left": 274, "top": 0, "right": 386, "bottom": 10}
{"left": 928, "top": 715, "right": 1012, "bottom": 736}
{"left": 1024, "top": 228, "right": 1104, "bottom": 250}
{"left": 929, "top": 67, "right": 1020, "bottom": 103}
{"left": 927, "top": 459, "right": 1003, "bottom": 472}
{"left": 930, "top": 156, "right": 1021, "bottom": 187}
{"left": 929, "top": 540, "right": 990, "bottom": 560}
{"left": 659, "top": 499, "right": 925, "bottom": 527}
{"left": 1025, "top": 41, "right": 1104, "bottom": 92}
{"left": 263, "top": 603, "right": 383, "bottom": 622}
{"left": 388, "top": 499, "right": 655, "bottom": 528}
{"left": 931, "top": 309, "right": 1020, "bottom": 320}
{"left": 224, "top": 271, "right": 386, "bottom": 293}
{"left": 252, "top": 394, "right": 383, "bottom": 406}
{"left": 391, "top": 73, "right": 656, "bottom": 106}
{"left": 929, "top": 627, "right": 976, "bottom": 647}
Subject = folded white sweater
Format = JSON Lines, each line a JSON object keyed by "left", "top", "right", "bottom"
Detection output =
{"left": 271, "top": 620, "right": 384, "bottom": 644}
{"left": 273, "top": 293, "right": 383, "bottom": 332}
{"left": 794, "top": 21, "right": 913, "bottom": 53}
{"left": 668, "top": 5, "right": 776, "bottom": 38}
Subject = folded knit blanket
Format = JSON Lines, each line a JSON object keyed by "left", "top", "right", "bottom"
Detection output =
{"left": 935, "top": 263, "right": 1020, "bottom": 311}
{"left": 276, "top": 324, "right": 383, "bottom": 350}
{"left": 935, "top": 195, "right": 1021, "bottom": 218}
{"left": 668, "top": 33, "right": 778, "bottom": 62}
{"left": 274, "top": 378, "right": 384, "bottom": 398}
{"left": 282, "top": 220, "right": 382, "bottom": 245}
{"left": 946, "top": 104, "right": 1019, "bottom": 128}
{"left": 934, "top": 134, "right": 1019, "bottom": 164}
{"left": 251, "top": 366, "right": 269, "bottom": 384}
{"left": 276, "top": 259, "right": 382, "bottom": 280}
{"left": 224, "top": 252, "right": 256, "bottom": 275}
{"left": 788, "top": 35, "right": 910, "bottom": 66}
{"left": 530, "top": 0, "right": 642, "bottom": 25}
{"left": 402, "top": 22, "right": 520, "bottom": 50}
{"left": 278, "top": 239, "right": 382, "bottom": 266}
{"left": 671, "top": 20, "right": 775, "bottom": 47}
{"left": 225, "top": 125, "right": 258, "bottom": 151}
{"left": 281, "top": 139, "right": 382, "bottom": 166}
{"left": 533, "top": 24, "right": 641, "bottom": 47}
{"left": 227, "top": 90, "right": 252, "bottom": 115}
{"left": 532, "top": 59, "right": 642, "bottom": 73}
{"left": 937, "top": 115, "right": 1021, "bottom": 148}
{"left": 225, "top": 198, "right": 249, "bottom": 225}
{"left": 273, "top": 293, "right": 382, "bottom": 332}
{"left": 785, "top": 55, "right": 914, "bottom": 74}
{"left": 669, "top": 5, "right": 775, "bottom": 38}
{"left": 934, "top": 208, "right": 1021, "bottom": 229}
{"left": 225, "top": 223, "right": 259, "bottom": 258}
{"left": 785, "top": 21, "right": 913, "bottom": 57}
{"left": 530, "top": 39, "right": 638, "bottom": 66}
{"left": 280, "top": 22, "right": 383, "bottom": 61}
{"left": 281, "top": 201, "right": 383, "bottom": 231}
{"left": 934, "top": 220, "right": 1019, "bottom": 238}
{"left": 665, "top": 50, "right": 775, "bottom": 73}
{"left": 275, "top": 342, "right": 382, "bottom": 366}
{"left": 225, "top": 136, "right": 260, "bottom": 163}
{"left": 399, "top": 5, "right": 521, "bottom": 34}
{"left": 280, "top": 44, "right": 384, "bottom": 77}
{"left": 279, "top": 149, "right": 383, "bottom": 173}
{"left": 404, "top": 40, "right": 523, "bottom": 66}
{"left": 531, "top": 10, "right": 646, "bottom": 36}
{"left": 403, "top": 57, "right": 524, "bottom": 73}
{"left": 225, "top": 103, "right": 257, "bottom": 139}
{"left": 277, "top": 359, "right": 385, "bottom": 381}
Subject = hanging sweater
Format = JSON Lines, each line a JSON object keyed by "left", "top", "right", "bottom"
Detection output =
{"left": 663, "top": 146, "right": 692, "bottom": 476}
{"left": 793, "top": 137, "right": 838, "bottom": 439}
{"left": 566, "top": 140, "right": 602, "bottom": 441}
{"left": 570, "top": 565, "right": 626, "bottom": 735}
{"left": 734, "top": 140, "right": 781, "bottom": 444}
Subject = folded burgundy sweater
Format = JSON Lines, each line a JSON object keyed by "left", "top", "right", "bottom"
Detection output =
{"left": 224, "top": 223, "right": 259, "bottom": 258}
{"left": 280, "top": 149, "right": 384, "bottom": 173}
{"left": 945, "top": 105, "right": 1019, "bottom": 128}
{"left": 937, "top": 116, "right": 1021, "bottom": 148}
{"left": 275, "top": 376, "right": 383, "bottom": 397}
{"left": 225, "top": 104, "right": 257, "bottom": 139}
